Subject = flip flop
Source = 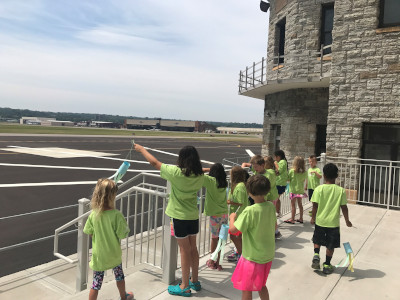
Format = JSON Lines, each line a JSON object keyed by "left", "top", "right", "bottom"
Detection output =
{"left": 284, "top": 219, "right": 295, "bottom": 224}
{"left": 296, "top": 219, "right": 304, "bottom": 223}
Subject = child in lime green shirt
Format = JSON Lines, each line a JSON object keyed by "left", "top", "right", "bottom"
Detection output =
{"left": 242, "top": 155, "right": 281, "bottom": 238}
{"left": 310, "top": 163, "right": 352, "bottom": 275}
{"left": 285, "top": 156, "right": 307, "bottom": 224}
{"left": 306, "top": 155, "right": 322, "bottom": 216}
{"left": 203, "top": 163, "right": 228, "bottom": 271}
{"left": 135, "top": 144, "right": 204, "bottom": 296}
{"left": 274, "top": 150, "right": 288, "bottom": 216}
{"left": 83, "top": 178, "right": 133, "bottom": 300}
{"left": 229, "top": 175, "right": 276, "bottom": 299}
{"left": 227, "top": 166, "right": 249, "bottom": 262}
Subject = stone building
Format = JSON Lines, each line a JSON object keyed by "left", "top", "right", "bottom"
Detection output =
{"left": 239, "top": 0, "right": 400, "bottom": 163}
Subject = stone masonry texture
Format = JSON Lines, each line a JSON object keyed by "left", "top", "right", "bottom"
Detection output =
{"left": 261, "top": 0, "right": 400, "bottom": 160}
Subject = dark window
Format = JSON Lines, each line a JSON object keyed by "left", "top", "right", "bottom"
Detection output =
{"left": 379, "top": 0, "right": 400, "bottom": 28}
{"left": 271, "top": 124, "right": 281, "bottom": 152}
{"left": 275, "top": 18, "right": 286, "bottom": 64}
{"left": 315, "top": 125, "right": 327, "bottom": 157}
{"left": 320, "top": 4, "right": 334, "bottom": 55}
{"left": 361, "top": 123, "right": 400, "bottom": 208}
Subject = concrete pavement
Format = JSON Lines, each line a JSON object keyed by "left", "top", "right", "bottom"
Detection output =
{"left": 0, "top": 204, "right": 398, "bottom": 299}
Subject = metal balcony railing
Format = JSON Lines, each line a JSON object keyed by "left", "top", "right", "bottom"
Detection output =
{"left": 238, "top": 44, "right": 332, "bottom": 94}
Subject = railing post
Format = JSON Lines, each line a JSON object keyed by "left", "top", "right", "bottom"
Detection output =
{"left": 239, "top": 71, "right": 242, "bottom": 93}
{"left": 321, "top": 152, "right": 326, "bottom": 166}
{"left": 162, "top": 182, "right": 178, "bottom": 284}
{"left": 253, "top": 61, "right": 255, "bottom": 87}
{"left": 261, "top": 57, "right": 264, "bottom": 83}
{"left": 245, "top": 66, "right": 248, "bottom": 90}
{"left": 320, "top": 44, "right": 324, "bottom": 78}
{"left": 386, "top": 162, "right": 393, "bottom": 210}
{"left": 76, "top": 198, "right": 90, "bottom": 292}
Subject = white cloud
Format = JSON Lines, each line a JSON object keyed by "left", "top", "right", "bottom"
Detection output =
{"left": 0, "top": 0, "right": 269, "bottom": 123}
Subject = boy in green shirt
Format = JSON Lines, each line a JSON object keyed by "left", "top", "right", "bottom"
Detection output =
{"left": 310, "top": 163, "right": 352, "bottom": 274}
{"left": 306, "top": 155, "right": 322, "bottom": 216}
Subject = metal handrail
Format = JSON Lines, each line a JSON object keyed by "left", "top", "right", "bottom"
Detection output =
{"left": 53, "top": 182, "right": 168, "bottom": 264}
{"left": 238, "top": 44, "right": 332, "bottom": 93}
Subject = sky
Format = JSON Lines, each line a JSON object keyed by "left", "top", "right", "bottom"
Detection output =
{"left": 0, "top": 0, "right": 269, "bottom": 123}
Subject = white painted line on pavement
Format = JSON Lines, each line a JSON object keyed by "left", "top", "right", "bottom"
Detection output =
{"left": 0, "top": 181, "right": 98, "bottom": 188}
{"left": 144, "top": 146, "right": 216, "bottom": 166}
{"left": 246, "top": 149, "right": 255, "bottom": 157}
{"left": 0, "top": 162, "right": 160, "bottom": 173}
{"left": 6, "top": 146, "right": 149, "bottom": 164}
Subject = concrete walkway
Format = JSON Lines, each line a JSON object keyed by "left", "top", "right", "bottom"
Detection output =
{"left": 1, "top": 205, "right": 398, "bottom": 299}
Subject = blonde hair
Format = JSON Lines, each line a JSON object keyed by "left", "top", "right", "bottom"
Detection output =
{"left": 264, "top": 156, "right": 275, "bottom": 170}
{"left": 230, "top": 166, "right": 247, "bottom": 191}
{"left": 91, "top": 178, "right": 118, "bottom": 215}
{"left": 292, "top": 156, "right": 305, "bottom": 173}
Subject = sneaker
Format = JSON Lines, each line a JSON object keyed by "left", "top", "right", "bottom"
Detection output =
{"left": 322, "top": 263, "right": 334, "bottom": 274}
{"left": 275, "top": 231, "right": 282, "bottom": 239}
{"left": 119, "top": 291, "right": 134, "bottom": 300}
{"left": 227, "top": 252, "right": 239, "bottom": 262}
{"left": 311, "top": 254, "right": 320, "bottom": 270}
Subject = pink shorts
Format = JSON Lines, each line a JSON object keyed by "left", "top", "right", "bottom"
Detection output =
{"left": 231, "top": 256, "right": 272, "bottom": 291}
{"left": 289, "top": 193, "right": 308, "bottom": 200}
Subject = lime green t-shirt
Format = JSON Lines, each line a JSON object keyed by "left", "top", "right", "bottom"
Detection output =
{"left": 234, "top": 201, "right": 276, "bottom": 264}
{"left": 307, "top": 167, "right": 322, "bottom": 190}
{"left": 203, "top": 175, "right": 228, "bottom": 217}
{"left": 288, "top": 169, "right": 307, "bottom": 194}
{"left": 276, "top": 159, "right": 288, "bottom": 186}
{"left": 311, "top": 184, "right": 348, "bottom": 228}
{"left": 264, "top": 169, "right": 279, "bottom": 201}
{"left": 253, "top": 169, "right": 278, "bottom": 201}
{"left": 228, "top": 182, "right": 249, "bottom": 217}
{"left": 83, "top": 209, "right": 129, "bottom": 271}
{"left": 161, "top": 164, "right": 204, "bottom": 220}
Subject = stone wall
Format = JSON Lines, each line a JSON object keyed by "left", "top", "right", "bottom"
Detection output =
{"left": 266, "top": 0, "right": 334, "bottom": 81}
{"left": 262, "top": 87, "right": 329, "bottom": 162}
{"left": 327, "top": 0, "right": 400, "bottom": 157}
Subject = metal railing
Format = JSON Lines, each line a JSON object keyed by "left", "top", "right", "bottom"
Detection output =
{"left": 53, "top": 172, "right": 225, "bottom": 292}
{"left": 238, "top": 44, "right": 332, "bottom": 93}
{"left": 322, "top": 154, "right": 400, "bottom": 209}
{"left": 222, "top": 156, "right": 314, "bottom": 217}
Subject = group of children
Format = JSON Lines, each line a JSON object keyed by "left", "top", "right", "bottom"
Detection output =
{"left": 83, "top": 145, "right": 352, "bottom": 300}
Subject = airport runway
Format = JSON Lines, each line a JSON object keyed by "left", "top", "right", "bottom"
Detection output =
{"left": 0, "top": 135, "right": 261, "bottom": 276}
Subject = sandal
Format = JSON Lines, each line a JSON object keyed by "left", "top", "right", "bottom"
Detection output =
{"left": 119, "top": 292, "right": 134, "bottom": 300}
{"left": 168, "top": 284, "right": 192, "bottom": 297}
{"left": 296, "top": 219, "right": 304, "bottom": 223}
{"left": 189, "top": 279, "right": 202, "bottom": 291}
{"left": 206, "top": 259, "right": 217, "bottom": 269}
{"left": 284, "top": 219, "right": 295, "bottom": 224}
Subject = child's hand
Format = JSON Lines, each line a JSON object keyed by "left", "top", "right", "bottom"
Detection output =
{"left": 230, "top": 212, "right": 237, "bottom": 221}
{"left": 310, "top": 218, "right": 315, "bottom": 225}
{"left": 346, "top": 220, "right": 352, "bottom": 227}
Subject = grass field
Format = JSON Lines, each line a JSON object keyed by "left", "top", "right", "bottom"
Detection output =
{"left": 0, "top": 123, "right": 262, "bottom": 143}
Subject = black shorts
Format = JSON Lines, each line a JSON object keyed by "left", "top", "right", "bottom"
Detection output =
{"left": 277, "top": 185, "right": 286, "bottom": 195}
{"left": 172, "top": 218, "right": 199, "bottom": 239}
{"left": 308, "top": 189, "right": 314, "bottom": 201}
{"left": 312, "top": 224, "right": 341, "bottom": 249}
